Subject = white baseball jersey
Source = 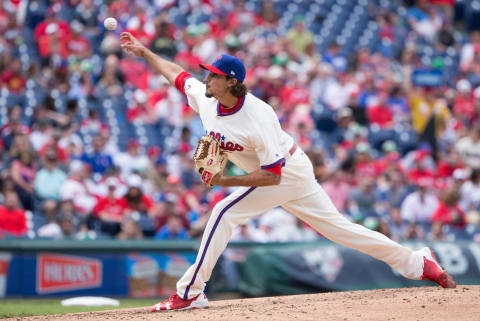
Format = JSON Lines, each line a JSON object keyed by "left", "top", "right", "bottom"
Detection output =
{"left": 173, "top": 72, "right": 432, "bottom": 300}
{"left": 183, "top": 75, "right": 294, "bottom": 173}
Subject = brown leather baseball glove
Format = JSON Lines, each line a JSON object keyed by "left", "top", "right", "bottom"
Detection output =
{"left": 193, "top": 135, "right": 227, "bottom": 187}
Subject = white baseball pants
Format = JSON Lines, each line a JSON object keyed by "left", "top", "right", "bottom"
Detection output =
{"left": 177, "top": 148, "right": 425, "bottom": 300}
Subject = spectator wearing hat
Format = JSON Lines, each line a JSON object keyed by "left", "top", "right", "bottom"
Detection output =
{"left": 80, "top": 134, "right": 114, "bottom": 175}
{"left": 60, "top": 160, "right": 97, "bottom": 215}
{"left": 407, "top": 159, "right": 436, "bottom": 185}
{"left": 93, "top": 177, "right": 128, "bottom": 236}
{"left": 114, "top": 138, "right": 149, "bottom": 179}
{"left": 331, "top": 107, "right": 355, "bottom": 144}
{"left": 366, "top": 91, "right": 394, "bottom": 129}
{"left": 453, "top": 79, "right": 475, "bottom": 123}
{"left": 34, "top": 151, "right": 67, "bottom": 201}
{"left": 145, "top": 155, "right": 169, "bottom": 194}
{"left": 372, "top": 141, "right": 402, "bottom": 175}
{"left": 66, "top": 20, "right": 92, "bottom": 59}
{"left": 174, "top": 31, "right": 204, "bottom": 74}
{"left": 37, "top": 21, "right": 69, "bottom": 59}
{"left": 38, "top": 129, "right": 69, "bottom": 164}
{"left": 93, "top": 167, "right": 128, "bottom": 198}
{"left": 80, "top": 109, "right": 109, "bottom": 136}
{"left": 354, "top": 142, "right": 377, "bottom": 178}
{"left": 126, "top": 89, "right": 157, "bottom": 123}
{"left": 0, "top": 192, "right": 27, "bottom": 238}
{"left": 400, "top": 179, "right": 439, "bottom": 223}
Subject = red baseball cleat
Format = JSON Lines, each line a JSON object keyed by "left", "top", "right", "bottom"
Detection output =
{"left": 150, "top": 293, "right": 208, "bottom": 312}
{"left": 420, "top": 247, "right": 456, "bottom": 288}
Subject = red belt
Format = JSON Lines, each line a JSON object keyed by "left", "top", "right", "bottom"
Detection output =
{"left": 289, "top": 143, "right": 297, "bottom": 156}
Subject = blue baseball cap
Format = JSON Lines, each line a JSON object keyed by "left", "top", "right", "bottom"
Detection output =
{"left": 200, "top": 54, "right": 246, "bottom": 83}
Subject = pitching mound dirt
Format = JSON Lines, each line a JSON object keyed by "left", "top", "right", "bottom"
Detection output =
{"left": 14, "top": 286, "right": 479, "bottom": 321}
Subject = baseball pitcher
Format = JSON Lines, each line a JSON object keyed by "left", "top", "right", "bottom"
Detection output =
{"left": 119, "top": 32, "right": 456, "bottom": 313}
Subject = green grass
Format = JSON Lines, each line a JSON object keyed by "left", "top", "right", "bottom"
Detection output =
{"left": 0, "top": 298, "right": 159, "bottom": 319}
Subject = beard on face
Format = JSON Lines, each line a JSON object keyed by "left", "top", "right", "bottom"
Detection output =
{"left": 205, "top": 92, "right": 213, "bottom": 98}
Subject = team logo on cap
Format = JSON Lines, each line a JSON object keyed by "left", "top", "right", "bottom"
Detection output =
{"left": 230, "top": 71, "right": 235, "bottom": 75}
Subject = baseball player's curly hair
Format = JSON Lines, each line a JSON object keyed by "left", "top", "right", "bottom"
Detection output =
{"left": 227, "top": 76, "right": 248, "bottom": 97}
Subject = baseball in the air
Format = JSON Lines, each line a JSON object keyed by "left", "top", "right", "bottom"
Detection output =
{"left": 104, "top": 17, "right": 117, "bottom": 31}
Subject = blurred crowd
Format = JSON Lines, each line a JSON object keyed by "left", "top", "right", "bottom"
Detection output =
{"left": 0, "top": 0, "right": 480, "bottom": 244}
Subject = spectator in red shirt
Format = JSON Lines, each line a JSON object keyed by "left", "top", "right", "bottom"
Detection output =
{"left": 66, "top": 20, "right": 92, "bottom": 59}
{"left": 431, "top": 189, "right": 466, "bottom": 240}
{"left": 38, "top": 131, "right": 69, "bottom": 164}
{"left": 122, "top": 175, "right": 154, "bottom": 216}
{"left": 0, "top": 192, "right": 27, "bottom": 237}
{"left": 126, "top": 89, "right": 157, "bottom": 123}
{"left": 93, "top": 177, "right": 127, "bottom": 236}
{"left": 174, "top": 35, "right": 204, "bottom": 73}
{"left": 33, "top": 4, "right": 71, "bottom": 44}
{"left": 124, "top": 13, "right": 155, "bottom": 47}
{"left": 436, "top": 147, "right": 464, "bottom": 178}
{"left": 81, "top": 109, "right": 109, "bottom": 135}
{"left": 453, "top": 79, "right": 475, "bottom": 123}
{"left": 407, "top": 152, "right": 436, "bottom": 184}
{"left": 37, "top": 23, "right": 69, "bottom": 59}
{"left": 0, "top": 58, "right": 26, "bottom": 94}
{"left": 367, "top": 91, "right": 394, "bottom": 128}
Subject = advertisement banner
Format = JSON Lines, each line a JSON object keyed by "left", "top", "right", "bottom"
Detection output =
{"left": 5, "top": 253, "right": 128, "bottom": 296}
{"left": 36, "top": 253, "right": 102, "bottom": 294}
{"left": 412, "top": 69, "right": 444, "bottom": 87}
{"left": 126, "top": 252, "right": 196, "bottom": 298}
{"left": 239, "top": 242, "right": 480, "bottom": 296}
{"left": 0, "top": 252, "right": 11, "bottom": 297}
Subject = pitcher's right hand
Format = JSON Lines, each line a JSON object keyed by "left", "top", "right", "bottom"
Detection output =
{"left": 120, "top": 32, "right": 146, "bottom": 57}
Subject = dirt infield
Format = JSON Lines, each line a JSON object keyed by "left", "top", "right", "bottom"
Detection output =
{"left": 13, "top": 286, "right": 479, "bottom": 321}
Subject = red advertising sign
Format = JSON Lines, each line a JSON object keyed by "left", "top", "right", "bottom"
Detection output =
{"left": 36, "top": 253, "right": 102, "bottom": 293}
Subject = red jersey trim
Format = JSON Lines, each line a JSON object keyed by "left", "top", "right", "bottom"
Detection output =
{"left": 174, "top": 71, "right": 192, "bottom": 95}
{"left": 217, "top": 95, "right": 245, "bottom": 116}
{"left": 261, "top": 158, "right": 285, "bottom": 176}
